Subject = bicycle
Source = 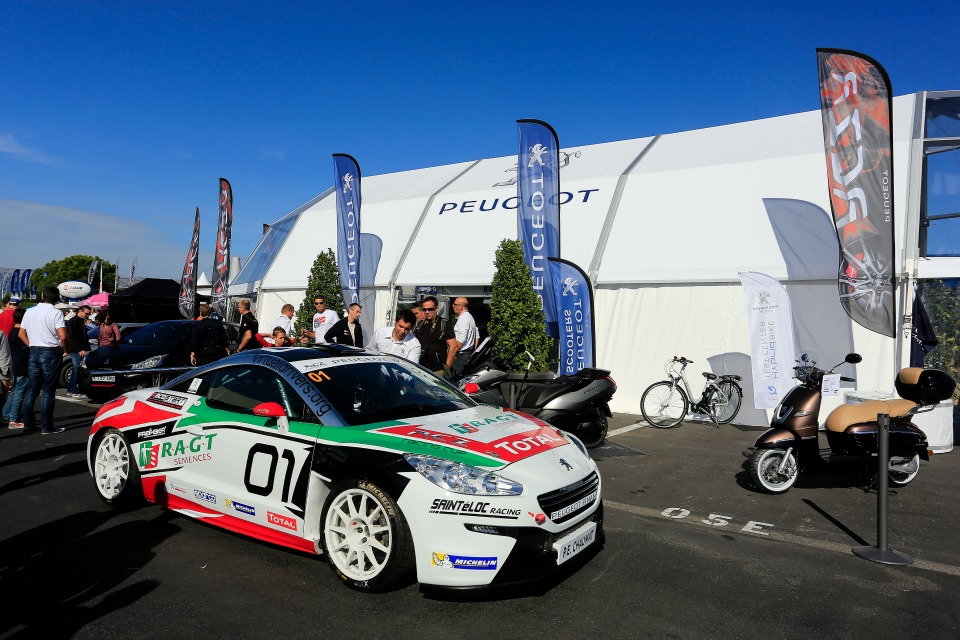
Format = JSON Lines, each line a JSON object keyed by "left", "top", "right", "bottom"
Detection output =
{"left": 640, "top": 356, "right": 743, "bottom": 428}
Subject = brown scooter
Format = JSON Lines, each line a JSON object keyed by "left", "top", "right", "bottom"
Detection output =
{"left": 748, "top": 354, "right": 953, "bottom": 494}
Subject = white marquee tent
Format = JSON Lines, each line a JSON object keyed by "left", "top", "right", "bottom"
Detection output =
{"left": 231, "top": 91, "right": 959, "bottom": 424}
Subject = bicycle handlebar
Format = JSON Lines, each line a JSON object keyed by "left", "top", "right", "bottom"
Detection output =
{"left": 673, "top": 356, "right": 693, "bottom": 365}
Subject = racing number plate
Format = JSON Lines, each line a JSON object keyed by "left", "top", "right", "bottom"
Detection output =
{"left": 553, "top": 520, "right": 597, "bottom": 565}
{"left": 91, "top": 375, "right": 116, "bottom": 383}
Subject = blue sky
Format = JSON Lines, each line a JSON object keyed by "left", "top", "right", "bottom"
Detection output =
{"left": 1, "top": 1, "right": 956, "bottom": 280}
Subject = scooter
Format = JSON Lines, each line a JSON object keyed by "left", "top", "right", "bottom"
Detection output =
{"left": 749, "top": 353, "right": 954, "bottom": 494}
{"left": 457, "top": 339, "right": 616, "bottom": 449}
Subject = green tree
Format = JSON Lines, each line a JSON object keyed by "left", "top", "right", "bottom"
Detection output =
{"left": 487, "top": 238, "right": 554, "bottom": 372}
{"left": 295, "top": 249, "right": 345, "bottom": 343}
{"left": 31, "top": 255, "right": 117, "bottom": 299}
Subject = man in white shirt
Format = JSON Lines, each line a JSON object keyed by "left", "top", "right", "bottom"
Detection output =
{"left": 19, "top": 286, "right": 68, "bottom": 435}
{"left": 270, "top": 303, "right": 295, "bottom": 337}
{"left": 366, "top": 310, "right": 421, "bottom": 363}
{"left": 451, "top": 297, "right": 478, "bottom": 378}
{"left": 300, "top": 296, "right": 339, "bottom": 344}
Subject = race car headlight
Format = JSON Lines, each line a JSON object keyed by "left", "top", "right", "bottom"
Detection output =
{"left": 131, "top": 355, "right": 164, "bottom": 370}
{"left": 403, "top": 454, "right": 523, "bottom": 496}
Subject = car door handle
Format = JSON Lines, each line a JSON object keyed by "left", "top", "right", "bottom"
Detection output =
{"left": 185, "top": 426, "right": 205, "bottom": 437}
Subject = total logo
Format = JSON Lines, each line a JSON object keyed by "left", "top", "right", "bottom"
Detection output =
{"left": 225, "top": 499, "right": 255, "bottom": 516}
{"left": 267, "top": 511, "right": 297, "bottom": 531}
{"left": 431, "top": 552, "right": 498, "bottom": 570}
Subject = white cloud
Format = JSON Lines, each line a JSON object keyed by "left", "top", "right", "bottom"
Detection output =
{"left": 0, "top": 132, "right": 57, "bottom": 165}
{"left": 0, "top": 198, "right": 188, "bottom": 279}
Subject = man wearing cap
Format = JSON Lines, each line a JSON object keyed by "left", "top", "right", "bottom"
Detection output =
{"left": 19, "top": 287, "right": 68, "bottom": 435}
{"left": 0, "top": 296, "right": 20, "bottom": 338}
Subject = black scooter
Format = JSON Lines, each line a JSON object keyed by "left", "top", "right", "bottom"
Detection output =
{"left": 457, "top": 339, "right": 616, "bottom": 448}
{"left": 749, "top": 354, "right": 953, "bottom": 494}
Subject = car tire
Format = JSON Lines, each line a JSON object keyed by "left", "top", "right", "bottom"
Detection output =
{"left": 59, "top": 358, "right": 73, "bottom": 389}
{"left": 321, "top": 479, "right": 414, "bottom": 592}
{"left": 91, "top": 428, "right": 143, "bottom": 507}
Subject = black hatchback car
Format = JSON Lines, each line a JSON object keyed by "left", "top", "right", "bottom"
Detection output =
{"left": 79, "top": 319, "right": 238, "bottom": 401}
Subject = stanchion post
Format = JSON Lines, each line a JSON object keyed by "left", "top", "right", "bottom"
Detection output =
{"left": 853, "top": 413, "right": 913, "bottom": 565}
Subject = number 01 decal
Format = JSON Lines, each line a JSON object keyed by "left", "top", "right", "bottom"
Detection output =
{"left": 308, "top": 371, "right": 330, "bottom": 383}
{"left": 244, "top": 443, "right": 302, "bottom": 503}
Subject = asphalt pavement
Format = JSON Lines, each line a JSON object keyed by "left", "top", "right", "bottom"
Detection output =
{"left": 1, "top": 393, "right": 958, "bottom": 639}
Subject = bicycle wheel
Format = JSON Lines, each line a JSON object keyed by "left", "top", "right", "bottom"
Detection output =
{"left": 641, "top": 381, "right": 688, "bottom": 428}
{"left": 711, "top": 381, "right": 743, "bottom": 424}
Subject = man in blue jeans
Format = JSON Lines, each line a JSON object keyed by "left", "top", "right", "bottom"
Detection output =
{"left": 65, "top": 305, "right": 91, "bottom": 397}
{"left": 19, "top": 287, "right": 68, "bottom": 435}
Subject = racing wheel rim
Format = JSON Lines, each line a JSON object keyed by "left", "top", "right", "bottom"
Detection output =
{"left": 94, "top": 431, "right": 132, "bottom": 500}
{"left": 323, "top": 487, "right": 395, "bottom": 581}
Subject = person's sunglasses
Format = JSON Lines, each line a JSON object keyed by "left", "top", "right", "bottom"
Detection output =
{"left": 422, "top": 307, "right": 436, "bottom": 312}
{"left": 314, "top": 301, "right": 325, "bottom": 306}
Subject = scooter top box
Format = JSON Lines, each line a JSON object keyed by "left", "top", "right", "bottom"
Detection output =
{"left": 894, "top": 368, "right": 956, "bottom": 405}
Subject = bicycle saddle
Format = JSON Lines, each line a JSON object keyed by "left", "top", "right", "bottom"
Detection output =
{"left": 702, "top": 372, "right": 742, "bottom": 381}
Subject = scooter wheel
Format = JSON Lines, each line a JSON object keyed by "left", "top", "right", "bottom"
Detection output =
{"left": 888, "top": 454, "right": 920, "bottom": 487}
{"left": 577, "top": 413, "right": 608, "bottom": 449}
{"left": 749, "top": 448, "right": 798, "bottom": 494}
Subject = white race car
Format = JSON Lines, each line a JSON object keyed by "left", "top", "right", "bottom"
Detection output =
{"left": 88, "top": 346, "right": 604, "bottom": 592}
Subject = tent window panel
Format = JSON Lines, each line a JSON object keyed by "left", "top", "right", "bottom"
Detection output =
{"left": 925, "top": 95, "right": 960, "bottom": 139}
{"left": 234, "top": 214, "right": 301, "bottom": 284}
{"left": 922, "top": 144, "right": 960, "bottom": 258}
{"left": 926, "top": 218, "right": 960, "bottom": 257}
{"left": 925, "top": 147, "right": 960, "bottom": 218}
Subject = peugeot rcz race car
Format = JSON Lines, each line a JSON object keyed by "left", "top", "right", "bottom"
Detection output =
{"left": 88, "top": 346, "right": 603, "bottom": 592}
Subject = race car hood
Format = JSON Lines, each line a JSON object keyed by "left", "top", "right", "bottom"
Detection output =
{"left": 355, "top": 404, "right": 592, "bottom": 473}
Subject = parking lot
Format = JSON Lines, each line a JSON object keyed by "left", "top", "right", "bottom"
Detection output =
{"left": 1, "top": 395, "right": 958, "bottom": 639}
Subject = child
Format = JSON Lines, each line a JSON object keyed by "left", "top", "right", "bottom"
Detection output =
{"left": 256, "top": 327, "right": 295, "bottom": 348}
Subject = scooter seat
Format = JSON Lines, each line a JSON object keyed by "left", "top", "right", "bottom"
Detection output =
{"left": 824, "top": 399, "right": 917, "bottom": 432}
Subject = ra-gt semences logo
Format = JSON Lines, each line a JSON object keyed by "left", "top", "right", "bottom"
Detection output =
{"left": 139, "top": 434, "right": 218, "bottom": 469}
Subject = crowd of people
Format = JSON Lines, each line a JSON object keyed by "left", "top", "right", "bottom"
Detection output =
{"left": 232, "top": 293, "right": 479, "bottom": 378}
{"left": 0, "top": 291, "right": 481, "bottom": 433}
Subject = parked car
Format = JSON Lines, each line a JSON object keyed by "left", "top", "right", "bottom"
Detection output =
{"left": 58, "top": 322, "right": 147, "bottom": 389}
{"left": 87, "top": 346, "right": 604, "bottom": 592}
{"left": 79, "top": 319, "right": 235, "bottom": 401}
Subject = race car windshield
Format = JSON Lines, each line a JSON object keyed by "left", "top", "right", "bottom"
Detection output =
{"left": 312, "top": 360, "right": 475, "bottom": 426}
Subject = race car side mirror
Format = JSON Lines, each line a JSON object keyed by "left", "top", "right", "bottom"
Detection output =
{"left": 254, "top": 402, "right": 289, "bottom": 432}
{"left": 253, "top": 402, "right": 287, "bottom": 418}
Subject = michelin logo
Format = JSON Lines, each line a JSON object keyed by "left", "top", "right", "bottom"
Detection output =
{"left": 225, "top": 499, "right": 255, "bottom": 516}
{"left": 431, "top": 552, "right": 498, "bottom": 570}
